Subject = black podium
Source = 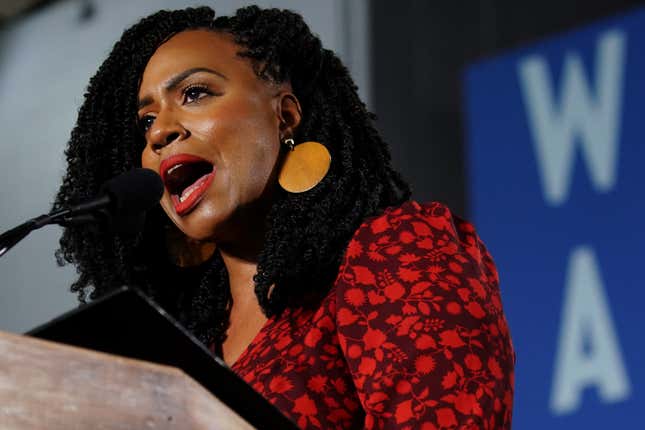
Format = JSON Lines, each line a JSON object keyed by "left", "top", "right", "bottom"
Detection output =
{"left": 26, "top": 286, "right": 297, "bottom": 429}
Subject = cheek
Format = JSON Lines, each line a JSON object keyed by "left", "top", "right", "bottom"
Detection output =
{"left": 237, "top": 140, "right": 281, "bottom": 205}
{"left": 141, "top": 147, "right": 157, "bottom": 171}
{"left": 229, "top": 124, "right": 281, "bottom": 192}
{"left": 141, "top": 146, "right": 176, "bottom": 218}
{"left": 194, "top": 103, "right": 280, "bottom": 170}
{"left": 251, "top": 139, "right": 281, "bottom": 175}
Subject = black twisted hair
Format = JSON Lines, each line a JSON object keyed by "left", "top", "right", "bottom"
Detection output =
{"left": 54, "top": 6, "right": 410, "bottom": 350}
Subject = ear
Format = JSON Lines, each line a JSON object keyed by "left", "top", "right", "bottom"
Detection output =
{"left": 277, "top": 92, "right": 302, "bottom": 139}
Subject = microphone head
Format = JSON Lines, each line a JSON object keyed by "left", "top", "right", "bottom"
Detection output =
{"left": 100, "top": 168, "right": 164, "bottom": 218}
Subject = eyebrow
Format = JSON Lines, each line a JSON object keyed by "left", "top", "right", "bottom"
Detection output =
{"left": 137, "top": 67, "right": 228, "bottom": 110}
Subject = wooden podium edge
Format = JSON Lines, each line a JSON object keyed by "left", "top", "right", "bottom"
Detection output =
{"left": 0, "top": 330, "right": 255, "bottom": 429}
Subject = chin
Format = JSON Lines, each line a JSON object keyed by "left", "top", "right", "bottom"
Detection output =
{"left": 173, "top": 215, "right": 221, "bottom": 242}
{"left": 168, "top": 199, "right": 233, "bottom": 242}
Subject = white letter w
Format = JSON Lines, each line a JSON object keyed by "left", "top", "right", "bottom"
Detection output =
{"left": 518, "top": 30, "right": 626, "bottom": 206}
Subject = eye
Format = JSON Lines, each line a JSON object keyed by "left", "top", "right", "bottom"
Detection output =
{"left": 138, "top": 115, "right": 155, "bottom": 133}
{"left": 183, "top": 84, "right": 212, "bottom": 104}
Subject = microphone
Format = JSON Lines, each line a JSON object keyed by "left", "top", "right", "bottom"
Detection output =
{"left": 61, "top": 168, "right": 164, "bottom": 225}
{"left": 0, "top": 168, "right": 163, "bottom": 258}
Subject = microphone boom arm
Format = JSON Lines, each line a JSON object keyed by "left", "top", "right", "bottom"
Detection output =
{"left": 0, "top": 168, "right": 162, "bottom": 259}
{"left": 0, "top": 196, "right": 110, "bottom": 258}
{"left": 0, "top": 214, "right": 55, "bottom": 258}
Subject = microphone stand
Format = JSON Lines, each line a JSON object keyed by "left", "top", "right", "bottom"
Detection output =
{"left": 0, "top": 214, "right": 52, "bottom": 258}
{"left": 0, "top": 168, "right": 163, "bottom": 259}
{"left": 0, "top": 195, "right": 109, "bottom": 258}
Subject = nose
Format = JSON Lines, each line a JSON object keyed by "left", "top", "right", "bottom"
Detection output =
{"left": 148, "top": 109, "right": 189, "bottom": 153}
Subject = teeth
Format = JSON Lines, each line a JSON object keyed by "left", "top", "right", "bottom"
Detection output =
{"left": 167, "top": 164, "right": 183, "bottom": 176}
{"left": 179, "top": 186, "right": 196, "bottom": 203}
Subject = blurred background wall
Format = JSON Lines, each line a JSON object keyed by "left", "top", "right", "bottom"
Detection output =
{"left": 1, "top": 0, "right": 644, "bottom": 428}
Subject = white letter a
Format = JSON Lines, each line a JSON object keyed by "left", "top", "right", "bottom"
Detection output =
{"left": 550, "top": 246, "right": 631, "bottom": 415}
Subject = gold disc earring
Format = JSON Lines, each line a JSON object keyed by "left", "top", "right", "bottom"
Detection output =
{"left": 278, "top": 139, "right": 331, "bottom": 193}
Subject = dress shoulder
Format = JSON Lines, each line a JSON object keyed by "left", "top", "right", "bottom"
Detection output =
{"left": 335, "top": 201, "right": 514, "bottom": 429}
{"left": 351, "top": 201, "right": 497, "bottom": 280}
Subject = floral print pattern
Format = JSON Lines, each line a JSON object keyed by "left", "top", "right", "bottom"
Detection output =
{"left": 232, "top": 201, "right": 514, "bottom": 429}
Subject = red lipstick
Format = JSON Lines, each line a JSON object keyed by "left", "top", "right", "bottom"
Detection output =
{"left": 160, "top": 154, "right": 215, "bottom": 216}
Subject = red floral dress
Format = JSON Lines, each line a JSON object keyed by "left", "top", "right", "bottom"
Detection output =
{"left": 231, "top": 201, "right": 514, "bottom": 429}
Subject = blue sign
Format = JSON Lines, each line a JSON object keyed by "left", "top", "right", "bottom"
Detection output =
{"left": 464, "top": 8, "right": 645, "bottom": 429}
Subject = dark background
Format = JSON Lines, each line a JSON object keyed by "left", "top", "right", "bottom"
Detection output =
{"left": 371, "top": 0, "right": 645, "bottom": 217}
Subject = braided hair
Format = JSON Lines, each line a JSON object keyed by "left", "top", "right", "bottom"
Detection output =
{"left": 54, "top": 6, "right": 410, "bottom": 349}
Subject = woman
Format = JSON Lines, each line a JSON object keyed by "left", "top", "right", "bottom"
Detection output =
{"left": 54, "top": 6, "right": 514, "bottom": 429}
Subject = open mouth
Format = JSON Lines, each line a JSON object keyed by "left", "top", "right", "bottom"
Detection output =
{"left": 160, "top": 154, "right": 215, "bottom": 216}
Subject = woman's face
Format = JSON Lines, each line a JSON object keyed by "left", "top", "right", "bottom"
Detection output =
{"left": 138, "top": 30, "right": 295, "bottom": 244}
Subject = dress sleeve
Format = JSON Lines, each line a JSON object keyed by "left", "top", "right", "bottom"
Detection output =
{"left": 335, "top": 202, "right": 514, "bottom": 430}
